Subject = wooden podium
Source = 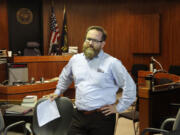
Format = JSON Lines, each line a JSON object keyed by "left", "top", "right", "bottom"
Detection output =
{"left": 138, "top": 71, "right": 180, "bottom": 134}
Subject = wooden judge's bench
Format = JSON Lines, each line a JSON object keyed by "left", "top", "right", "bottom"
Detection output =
{"left": 0, "top": 55, "right": 75, "bottom": 103}
{"left": 138, "top": 70, "right": 180, "bottom": 134}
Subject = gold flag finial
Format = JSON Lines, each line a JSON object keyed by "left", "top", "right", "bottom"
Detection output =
{"left": 63, "top": 4, "right": 66, "bottom": 14}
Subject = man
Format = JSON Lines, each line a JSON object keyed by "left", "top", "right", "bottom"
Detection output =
{"left": 50, "top": 26, "right": 136, "bottom": 135}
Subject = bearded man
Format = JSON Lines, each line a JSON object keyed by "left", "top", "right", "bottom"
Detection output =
{"left": 49, "top": 26, "right": 136, "bottom": 135}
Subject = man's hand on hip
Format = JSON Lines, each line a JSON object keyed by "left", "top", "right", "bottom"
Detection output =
{"left": 100, "top": 104, "right": 118, "bottom": 116}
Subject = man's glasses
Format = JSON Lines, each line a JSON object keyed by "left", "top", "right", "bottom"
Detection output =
{"left": 85, "top": 38, "right": 103, "bottom": 44}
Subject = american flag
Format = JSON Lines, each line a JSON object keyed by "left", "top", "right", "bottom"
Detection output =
{"left": 48, "top": 7, "right": 60, "bottom": 54}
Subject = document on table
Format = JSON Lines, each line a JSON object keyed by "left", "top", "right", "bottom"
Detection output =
{"left": 5, "top": 105, "right": 32, "bottom": 114}
{"left": 37, "top": 99, "right": 60, "bottom": 127}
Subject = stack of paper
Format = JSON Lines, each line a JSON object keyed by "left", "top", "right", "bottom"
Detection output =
{"left": 0, "top": 50, "right": 7, "bottom": 57}
{"left": 6, "top": 105, "right": 32, "bottom": 114}
{"left": 68, "top": 46, "right": 78, "bottom": 54}
{"left": 21, "top": 95, "right": 37, "bottom": 108}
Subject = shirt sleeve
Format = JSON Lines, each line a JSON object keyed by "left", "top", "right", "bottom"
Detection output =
{"left": 111, "top": 58, "right": 136, "bottom": 113}
{"left": 54, "top": 56, "right": 74, "bottom": 96}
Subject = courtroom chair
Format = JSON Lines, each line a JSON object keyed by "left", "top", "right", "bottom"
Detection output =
{"left": 131, "top": 64, "right": 148, "bottom": 83}
{"left": 131, "top": 64, "right": 148, "bottom": 111}
{"left": 0, "top": 110, "right": 26, "bottom": 135}
{"left": 141, "top": 107, "right": 180, "bottom": 135}
{"left": 23, "top": 42, "right": 41, "bottom": 56}
{"left": 166, "top": 130, "right": 180, "bottom": 135}
{"left": 168, "top": 65, "right": 180, "bottom": 76}
{"left": 28, "top": 97, "right": 73, "bottom": 135}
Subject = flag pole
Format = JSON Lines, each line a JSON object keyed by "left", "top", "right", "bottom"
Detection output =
{"left": 63, "top": 4, "right": 66, "bottom": 16}
{"left": 51, "top": 0, "right": 54, "bottom": 8}
{"left": 48, "top": 0, "right": 54, "bottom": 55}
{"left": 60, "top": 3, "right": 68, "bottom": 53}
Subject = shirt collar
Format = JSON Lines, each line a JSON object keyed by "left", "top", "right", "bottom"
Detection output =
{"left": 97, "top": 50, "right": 104, "bottom": 58}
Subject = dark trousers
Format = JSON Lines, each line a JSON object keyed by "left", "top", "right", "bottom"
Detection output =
{"left": 68, "top": 108, "right": 116, "bottom": 135}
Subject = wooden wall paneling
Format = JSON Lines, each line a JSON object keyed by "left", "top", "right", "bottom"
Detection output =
{"left": 0, "top": 63, "right": 7, "bottom": 83}
{"left": 148, "top": 11, "right": 167, "bottom": 71}
{"left": 96, "top": 1, "right": 115, "bottom": 56}
{"left": 43, "top": 0, "right": 119, "bottom": 56}
{"left": 112, "top": 3, "right": 133, "bottom": 69}
{"left": 0, "top": 0, "right": 9, "bottom": 50}
{"left": 132, "top": 14, "right": 160, "bottom": 54}
{"left": 169, "top": 5, "right": 180, "bottom": 65}
{"left": 42, "top": 0, "right": 50, "bottom": 55}
{"left": 158, "top": 2, "right": 179, "bottom": 71}
{"left": 67, "top": 0, "right": 114, "bottom": 54}
{"left": 65, "top": 0, "right": 85, "bottom": 53}
{"left": 0, "top": 0, "right": 179, "bottom": 72}
{"left": 40, "top": 0, "right": 180, "bottom": 71}
{"left": 129, "top": 2, "right": 164, "bottom": 71}
{"left": 67, "top": 2, "right": 85, "bottom": 52}
{"left": 27, "top": 62, "right": 67, "bottom": 81}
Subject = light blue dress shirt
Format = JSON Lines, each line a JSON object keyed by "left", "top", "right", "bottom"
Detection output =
{"left": 55, "top": 50, "right": 136, "bottom": 113}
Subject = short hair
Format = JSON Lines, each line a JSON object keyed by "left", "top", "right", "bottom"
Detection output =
{"left": 86, "top": 26, "right": 107, "bottom": 41}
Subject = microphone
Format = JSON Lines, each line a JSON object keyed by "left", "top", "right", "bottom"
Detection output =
{"left": 151, "top": 56, "right": 164, "bottom": 71}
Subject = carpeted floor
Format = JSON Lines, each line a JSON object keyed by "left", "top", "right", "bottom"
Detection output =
{"left": 115, "top": 117, "right": 139, "bottom": 135}
{"left": 115, "top": 91, "right": 139, "bottom": 135}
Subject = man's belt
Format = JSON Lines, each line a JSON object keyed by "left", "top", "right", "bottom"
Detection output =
{"left": 77, "top": 108, "right": 102, "bottom": 115}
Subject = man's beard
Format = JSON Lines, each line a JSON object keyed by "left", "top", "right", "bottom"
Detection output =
{"left": 83, "top": 43, "right": 101, "bottom": 59}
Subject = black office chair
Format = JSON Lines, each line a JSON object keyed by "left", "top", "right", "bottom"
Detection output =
{"left": 131, "top": 64, "right": 149, "bottom": 83}
{"left": 0, "top": 109, "right": 26, "bottom": 135}
{"left": 23, "top": 42, "right": 41, "bottom": 56}
{"left": 141, "top": 107, "right": 180, "bottom": 135}
{"left": 165, "top": 130, "right": 180, "bottom": 135}
{"left": 168, "top": 65, "right": 180, "bottom": 76}
{"left": 28, "top": 97, "right": 73, "bottom": 135}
